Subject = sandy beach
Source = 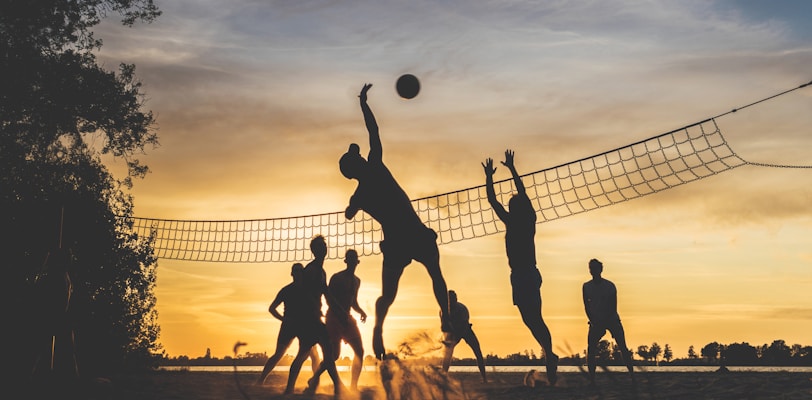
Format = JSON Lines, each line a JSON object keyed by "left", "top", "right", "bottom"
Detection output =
{"left": 44, "top": 366, "right": 812, "bottom": 400}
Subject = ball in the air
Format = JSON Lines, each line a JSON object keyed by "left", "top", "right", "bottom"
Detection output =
{"left": 396, "top": 74, "right": 420, "bottom": 99}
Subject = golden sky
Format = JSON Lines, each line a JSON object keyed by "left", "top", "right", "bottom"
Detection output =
{"left": 97, "top": 0, "right": 811, "bottom": 360}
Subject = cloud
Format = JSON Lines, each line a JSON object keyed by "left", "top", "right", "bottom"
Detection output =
{"left": 691, "top": 304, "right": 812, "bottom": 321}
{"left": 766, "top": 307, "right": 812, "bottom": 320}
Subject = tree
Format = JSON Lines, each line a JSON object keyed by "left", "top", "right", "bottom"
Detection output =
{"left": 611, "top": 343, "right": 625, "bottom": 364}
{"left": 790, "top": 344, "right": 803, "bottom": 360}
{"left": 794, "top": 346, "right": 812, "bottom": 366}
{"left": 761, "top": 340, "right": 792, "bottom": 366}
{"left": 636, "top": 345, "right": 650, "bottom": 363}
{"left": 662, "top": 344, "right": 673, "bottom": 363}
{"left": 595, "top": 340, "right": 613, "bottom": 365}
{"left": 688, "top": 345, "right": 698, "bottom": 359}
{"left": 649, "top": 342, "right": 662, "bottom": 366}
{"left": 725, "top": 342, "right": 758, "bottom": 366}
{"left": 2, "top": 0, "right": 162, "bottom": 383}
{"left": 701, "top": 342, "right": 721, "bottom": 363}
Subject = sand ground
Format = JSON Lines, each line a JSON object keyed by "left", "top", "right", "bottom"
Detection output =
{"left": 24, "top": 368, "right": 812, "bottom": 399}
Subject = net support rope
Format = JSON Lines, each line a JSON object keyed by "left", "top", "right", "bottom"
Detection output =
{"left": 122, "top": 81, "right": 812, "bottom": 263}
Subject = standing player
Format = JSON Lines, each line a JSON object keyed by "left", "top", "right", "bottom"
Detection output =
{"left": 306, "top": 249, "right": 367, "bottom": 392}
{"left": 265, "top": 236, "right": 345, "bottom": 395}
{"left": 339, "top": 83, "right": 450, "bottom": 360}
{"left": 256, "top": 263, "right": 319, "bottom": 390}
{"left": 440, "top": 290, "right": 487, "bottom": 383}
{"left": 583, "top": 258, "right": 634, "bottom": 385}
{"left": 296, "top": 236, "right": 344, "bottom": 393}
{"left": 482, "top": 149, "right": 559, "bottom": 385}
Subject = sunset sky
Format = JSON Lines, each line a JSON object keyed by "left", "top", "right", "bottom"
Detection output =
{"left": 95, "top": 0, "right": 811, "bottom": 361}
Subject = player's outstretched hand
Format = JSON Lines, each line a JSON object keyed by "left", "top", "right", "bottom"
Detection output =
{"left": 502, "top": 149, "right": 515, "bottom": 169}
{"left": 482, "top": 158, "right": 497, "bottom": 177}
{"left": 359, "top": 83, "right": 373, "bottom": 102}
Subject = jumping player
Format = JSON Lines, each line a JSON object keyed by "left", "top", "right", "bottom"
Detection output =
{"left": 482, "top": 149, "right": 559, "bottom": 385}
{"left": 339, "top": 83, "right": 451, "bottom": 360}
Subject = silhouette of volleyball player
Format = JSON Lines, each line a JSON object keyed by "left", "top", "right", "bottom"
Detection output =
{"left": 583, "top": 258, "right": 634, "bottom": 384}
{"left": 306, "top": 249, "right": 368, "bottom": 392}
{"left": 340, "top": 83, "right": 450, "bottom": 360}
{"left": 287, "top": 235, "right": 345, "bottom": 395}
{"left": 256, "top": 263, "right": 319, "bottom": 390}
{"left": 440, "top": 290, "right": 487, "bottom": 383}
{"left": 483, "top": 149, "right": 559, "bottom": 385}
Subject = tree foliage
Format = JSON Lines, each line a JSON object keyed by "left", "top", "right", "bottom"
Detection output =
{"left": 610, "top": 343, "right": 632, "bottom": 363}
{"left": 724, "top": 342, "right": 759, "bottom": 366}
{"left": 636, "top": 345, "right": 650, "bottom": 362}
{"left": 663, "top": 344, "right": 673, "bottom": 363}
{"left": 1, "top": 0, "right": 162, "bottom": 381}
{"left": 595, "top": 340, "right": 613, "bottom": 364}
{"left": 649, "top": 342, "right": 662, "bottom": 365}
{"left": 701, "top": 342, "right": 721, "bottom": 362}
{"left": 761, "top": 340, "right": 792, "bottom": 366}
{"left": 687, "top": 345, "right": 698, "bottom": 359}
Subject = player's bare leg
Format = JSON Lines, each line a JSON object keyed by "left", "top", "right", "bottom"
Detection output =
{"left": 422, "top": 256, "right": 450, "bottom": 324}
{"left": 441, "top": 333, "right": 458, "bottom": 372}
{"left": 286, "top": 345, "right": 312, "bottom": 394}
{"left": 373, "top": 263, "right": 405, "bottom": 359}
{"left": 464, "top": 333, "right": 488, "bottom": 383}
{"left": 518, "top": 303, "right": 558, "bottom": 385}
{"left": 612, "top": 325, "right": 636, "bottom": 382}
{"left": 257, "top": 333, "right": 295, "bottom": 385}
{"left": 348, "top": 338, "right": 364, "bottom": 390}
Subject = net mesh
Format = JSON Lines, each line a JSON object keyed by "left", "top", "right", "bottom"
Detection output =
{"left": 126, "top": 118, "right": 748, "bottom": 263}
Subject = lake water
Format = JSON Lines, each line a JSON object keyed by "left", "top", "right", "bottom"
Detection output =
{"left": 159, "top": 365, "right": 812, "bottom": 373}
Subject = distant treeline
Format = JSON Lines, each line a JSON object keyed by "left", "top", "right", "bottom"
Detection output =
{"left": 159, "top": 339, "right": 812, "bottom": 367}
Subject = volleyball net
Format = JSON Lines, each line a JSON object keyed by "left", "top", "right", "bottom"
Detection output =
{"left": 124, "top": 117, "right": 759, "bottom": 263}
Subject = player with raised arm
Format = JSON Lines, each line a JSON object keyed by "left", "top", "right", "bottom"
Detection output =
{"left": 339, "top": 83, "right": 451, "bottom": 360}
{"left": 483, "top": 149, "right": 559, "bottom": 385}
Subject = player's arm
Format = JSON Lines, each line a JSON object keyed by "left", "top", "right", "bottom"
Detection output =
{"left": 501, "top": 149, "right": 526, "bottom": 196}
{"left": 359, "top": 83, "right": 382, "bottom": 162}
{"left": 350, "top": 279, "right": 367, "bottom": 323}
{"left": 345, "top": 194, "right": 360, "bottom": 220}
{"left": 353, "top": 304, "right": 367, "bottom": 323}
{"left": 325, "top": 277, "right": 350, "bottom": 324}
{"left": 610, "top": 282, "right": 618, "bottom": 316}
{"left": 325, "top": 276, "right": 340, "bottom": 310}
{"left": 325, "top": 276, "right": 347, "bottom": 315}
{"left": 482, "top": 158, "right": 509, "bottom": 221}
{"left": 269, "top": 291, "right": 285, "bottom": 321}
{"left": 582, "top": 284, "right": 592, "bottom": 323}
{"left": 459, "top": 304, "right": 470, "bottom": 324}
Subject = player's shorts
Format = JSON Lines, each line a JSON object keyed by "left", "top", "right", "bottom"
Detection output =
{"left": 510, "top": 267, "right": 542, "bottom": 306}
{"left": 442, "top": 324, "right": 476, "bottom": 348}
{"left": 287, "top": 317, "right": 328, "bottom": 348}
{"left": 325, "top": 310, "right": 363, "bottom": 359}
{"left": 454, "top": 323, "right": 474, "bottom": 338}
{"left": 380, "top": 226, "right": 439, "bottom": 269}
{"left": 588, "top": 318, "right": 625, "bottom": 343}
{"left": 276, "top": 320, "right": 298, "bottom": 343}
